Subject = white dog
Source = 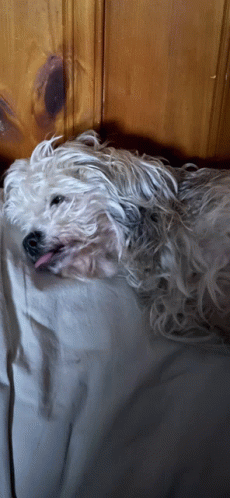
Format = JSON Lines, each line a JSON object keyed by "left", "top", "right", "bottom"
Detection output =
{"left": 4, "top": 131, "right": 230, "bottom": 341}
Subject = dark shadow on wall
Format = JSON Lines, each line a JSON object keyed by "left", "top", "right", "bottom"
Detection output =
{"left": 0, "top": 155, "right": 12, "bottom": 187}
{"left": 100, "top": 122, "right": 230, "bottom": 170}
{"left": 0, "top": 124, "right": 229, "bottom": 186}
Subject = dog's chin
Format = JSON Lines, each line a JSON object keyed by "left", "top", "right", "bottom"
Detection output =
{"left": 33, "top": 247, "right": 119, "bottom": 280}
{"left": 59, "top": 257, "right": 119, "bottom": 280}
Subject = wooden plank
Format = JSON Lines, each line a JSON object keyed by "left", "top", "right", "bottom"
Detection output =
{"left": 103, "top": 0, "right": 226, "bottom": 159}
{"left": 208, "top": 0, "right": 230, "bottom": 159}
{"left": 214, "top": 76, "right": 230, "bottom": 159}
{"left": 0, "top": 0, "right": 104, "bottom": 162}
{"left": 0, "top": 0, "right": 64, "bottom": 159}
{"left": 67, "top": 0, "right": 104, "bottom": 137}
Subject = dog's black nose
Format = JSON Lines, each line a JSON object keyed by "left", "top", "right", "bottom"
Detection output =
{"left": 23, "top": 231, "right": 44, "bottom": 259}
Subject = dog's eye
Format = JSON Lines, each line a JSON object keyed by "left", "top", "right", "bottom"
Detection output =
{"left": 50, "top": 195, "right": 65, "bottom": 207}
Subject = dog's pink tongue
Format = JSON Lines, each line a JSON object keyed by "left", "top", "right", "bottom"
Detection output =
{"left": 35, "top": 252, "right": 54, "bottom": 269}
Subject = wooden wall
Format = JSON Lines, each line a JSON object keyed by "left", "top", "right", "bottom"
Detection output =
{"left": 0, "top": 0, "right": 230, "bottom": 168}
{"left": 102, "top": 0, "right": 230, "bottom": 161}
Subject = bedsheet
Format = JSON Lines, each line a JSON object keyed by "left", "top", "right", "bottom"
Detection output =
{"left": 77, "top": 338, "right": 230, "bottom": 498}
{"left": 1, "top": 193, "right": 230, "bottom": 498}
{"left": 0, "top": 199, "right": 154, "bottom": 497}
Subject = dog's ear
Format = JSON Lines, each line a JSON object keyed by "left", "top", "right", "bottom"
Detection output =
{"left": 108, "top": 202, "right": 141, "bottom": 229}
{"left": 3, "top": 159, "right": 29, "bottom": 226}
{"left": 4, "top": 159, "right": 28, "bottom": 196}
{"left": 74, "top": 130, "right": 101, "bottom": 149}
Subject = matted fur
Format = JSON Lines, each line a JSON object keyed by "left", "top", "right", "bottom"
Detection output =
{"left": 4, "top": 131, "right": 230, "bottom": 341}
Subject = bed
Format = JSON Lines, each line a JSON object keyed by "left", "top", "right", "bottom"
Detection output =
{"left": 1, "top": 193, "right": 230, "bottom": 498}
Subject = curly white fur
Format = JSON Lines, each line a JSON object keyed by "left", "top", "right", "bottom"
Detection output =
{"left": 4, "top": 131, "right": 230, "bottom": 341}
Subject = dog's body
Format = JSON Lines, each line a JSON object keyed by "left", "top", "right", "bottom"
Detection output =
{"left": 4, "top": 131, "right": 230, "bottom": 340}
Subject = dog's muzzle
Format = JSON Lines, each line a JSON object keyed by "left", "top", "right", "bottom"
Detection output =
{"left": 23, "top": 231, "right": 44, "bottom": 261}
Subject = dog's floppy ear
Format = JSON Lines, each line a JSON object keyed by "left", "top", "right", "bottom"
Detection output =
{"left": 4, "top": 159, "right": 28, "bottom": 196}
{"left": 74, "top": 130, "right": 102, "bottom": 149}
{"left": 3, "top": 159, "right": 30, "bottom": 226}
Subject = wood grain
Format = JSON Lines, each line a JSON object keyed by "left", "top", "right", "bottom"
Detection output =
{"left": 103, "top": 0, "right": 226, "bottom": 159}
{"left": 208, "top": 0, "right": 230, "bottom": 159}
{"left": 0, "top": 0, "right": 63, "bottom": 159}
{"left": 0, "top": 0, "right": 104, "bottom": 162}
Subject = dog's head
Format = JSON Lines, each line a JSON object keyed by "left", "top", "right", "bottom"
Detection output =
{"left": 4, "top": 131, "right": 178, "bottom": 280}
